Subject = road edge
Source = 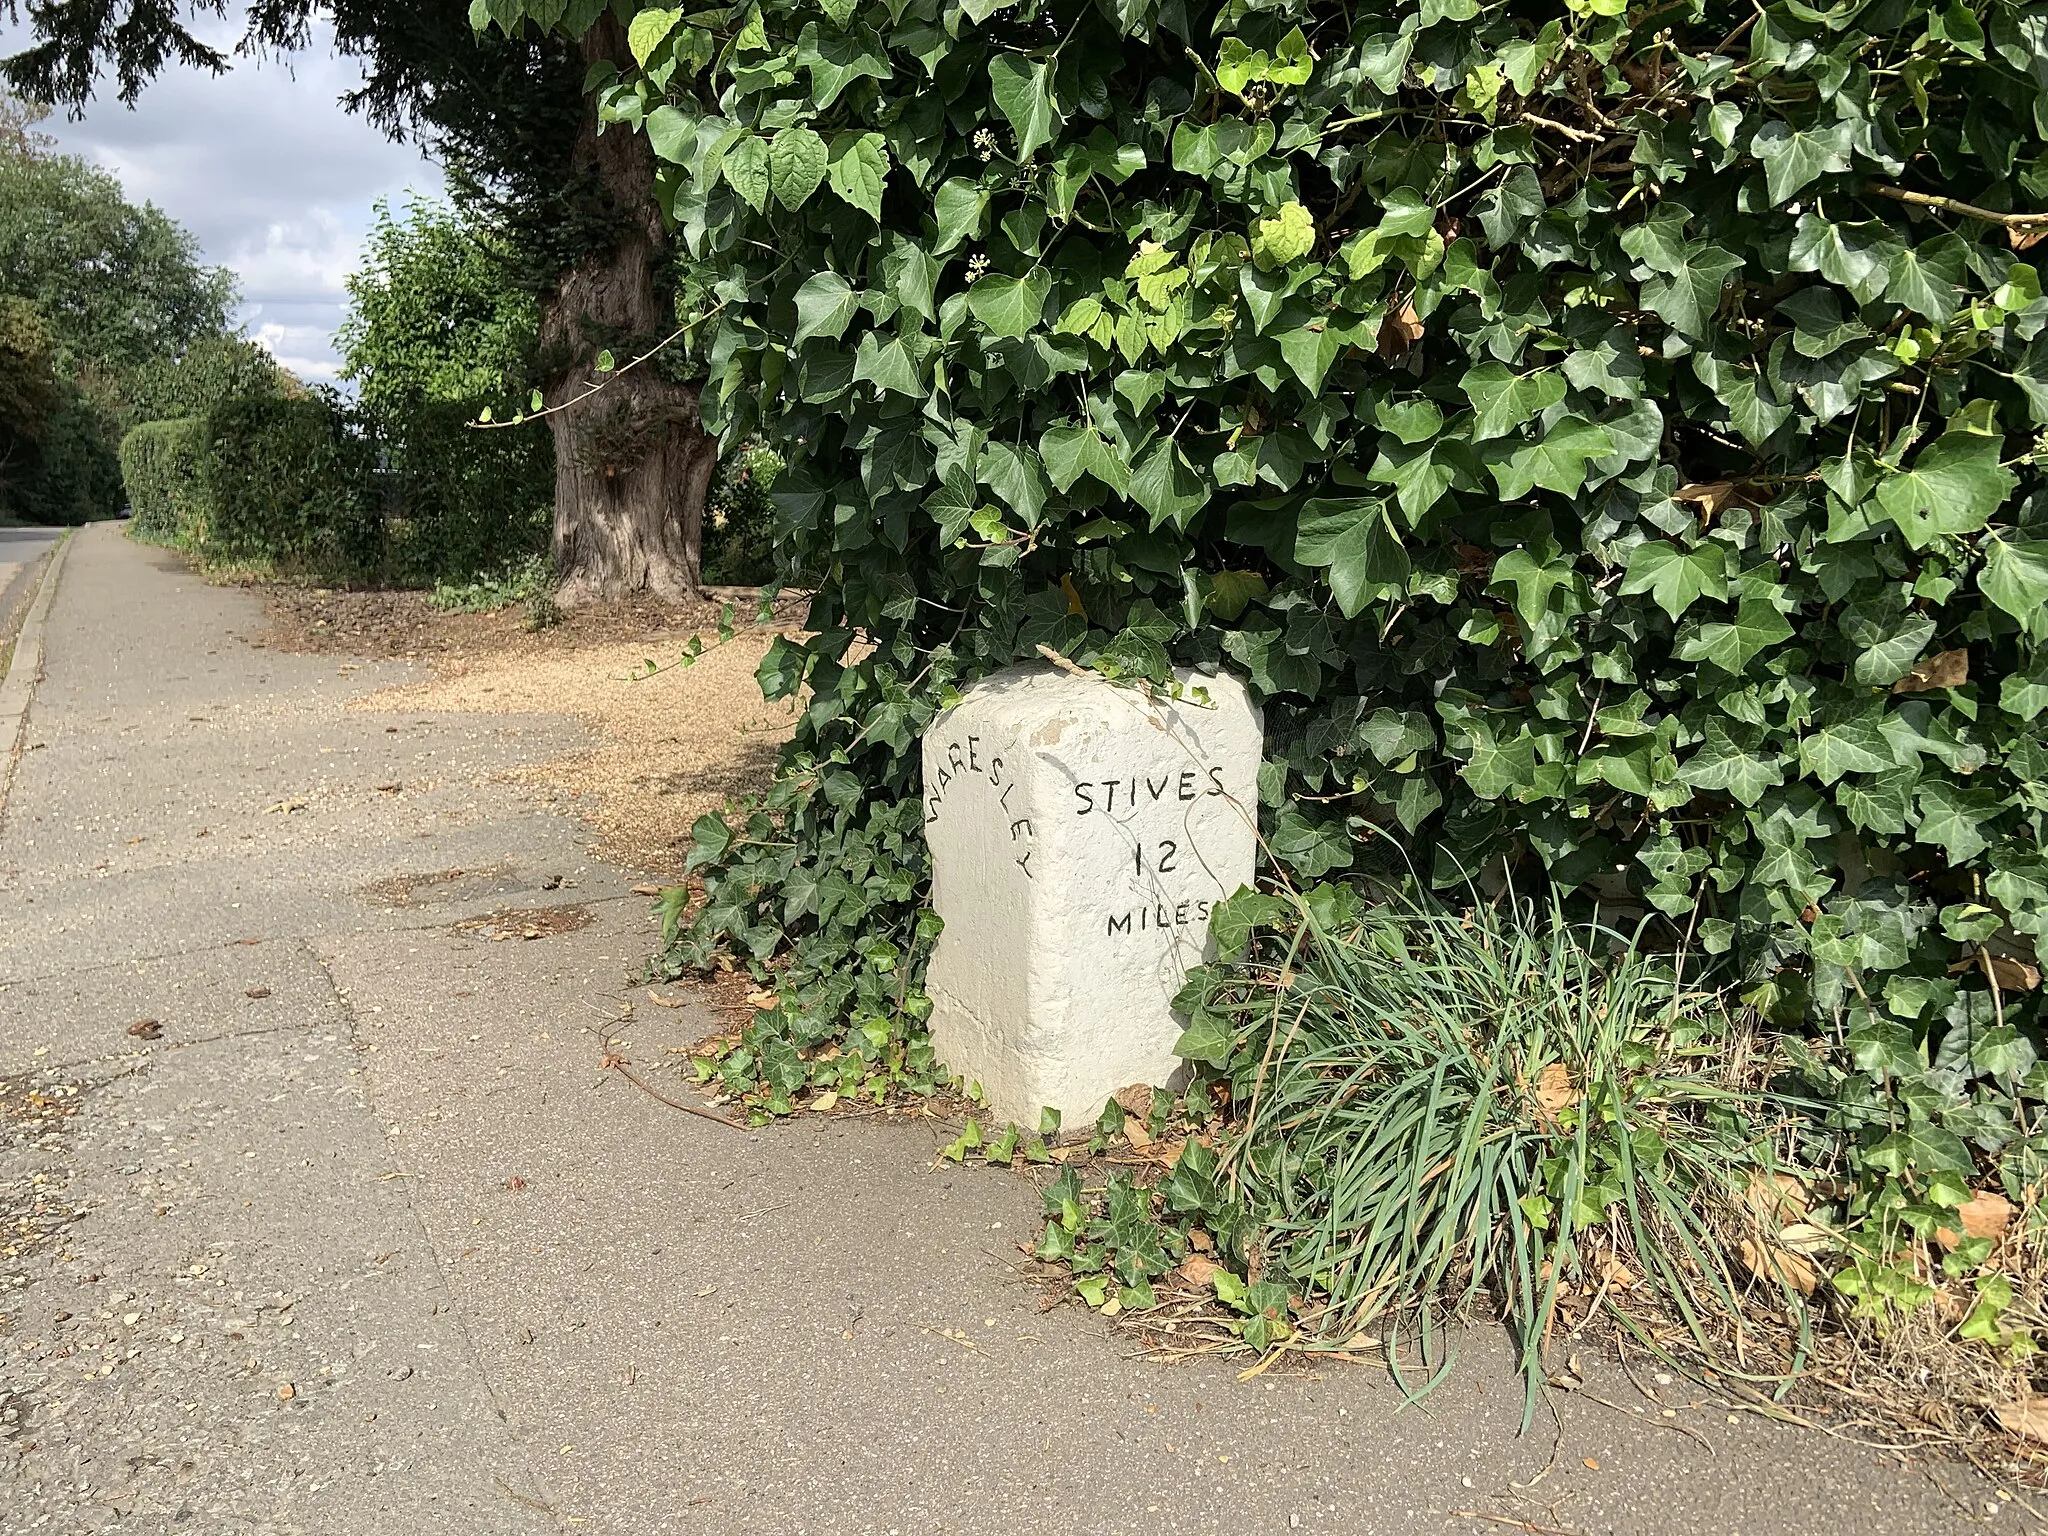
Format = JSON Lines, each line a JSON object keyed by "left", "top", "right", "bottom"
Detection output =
{"left": 0, "top": 525, "right": 77, "bottom": 813}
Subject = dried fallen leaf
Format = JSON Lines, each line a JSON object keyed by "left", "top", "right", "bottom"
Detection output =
{"left": 1937, "top": 1189, "right": 2016, "bottom": 1251}
{"left": 746, "top": 989, "right": 779, "bottom": 1010}
{"left": 1178, "top": 1254, "right": 1222, "bottom": 1289}
{"left": 1777, "top": 1221, "right": 1837, "bottom": 1256}
{"left": 1743, "top": 1171, "right": 1812, "bottom": 1225}
{"left": 126, "top": 1019, "right": 162, "bottom": 1040}
{"left": 1533, "top": 1061, "right": 1579, "bottom": 1121}
{"left": 1583, "top": 1457, "right": 1601, "bottom": 1471}
{"left": 1738, "top": 1236, "right": 1819, "bottom": 1295}
{"left": 1113, "top": 1083, "right": 1155, "bottom": 1121}
{"left": 1893, "top": 648, "right": 1969, "bottom": 693}
{"left": 1124, "top": 1119, "right": 1152, "bottom": 1150}
{"left": 1674, "top": 480, "right": 1741, "bottom": 521}
{"left": 1149, "top": 1139, "right": 1186, "bottom": 1169}
{"left": 1998, "top": 1397, "right": 2048, "bottom": 1444}
{"left": 811, "top": 1091, "right": 839, "bottom": 1113}
{"left": 1989, "top": 954, "right": 2041, "bottom": 992}
{"left": 631, "top": 884, "right": 665, "bottom": 897}
{"left": 1377, "top": 296, "right": 1424, "bottom": 360}
{"left": 1187, "top": 1228, "right": 1214, "bottom": 1253}
{"left": 646, "top": 990, "right": 686, "bottom": 1008}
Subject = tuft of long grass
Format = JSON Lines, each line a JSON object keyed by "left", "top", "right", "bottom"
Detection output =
{"left": 1217, "top": 887, "right": 1808, "bottom": 1425}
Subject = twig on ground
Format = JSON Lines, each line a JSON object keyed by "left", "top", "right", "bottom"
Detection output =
{"left": 1451, "top": 1511, "right": 1578, "bottom": 1535}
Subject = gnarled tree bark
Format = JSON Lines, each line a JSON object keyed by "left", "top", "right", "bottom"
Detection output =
{"left": 540, "top": 14, "right": 716, "bottom": 606}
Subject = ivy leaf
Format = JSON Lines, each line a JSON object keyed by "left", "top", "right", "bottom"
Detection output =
{"left": 1884, "top": 235, "right": 1967, "bottom": 323}
{"left": 1798, "top": 703, "right": 1892, "bottom": 784}
{"left": 1461, "top": 363, "right": 1566, "bottom": 441}
{"left": 1915, "top": 779, "right": 2003, "bottom": 861}
{"left": 1620, "top": 540, "right": 1726, "bottom": 621}
{"left": 1294, "top": 497, "right": 1407, "bottom": 617}
{"left": 1128, "top": 438, "right": 1209, "bottom": 531}
{"left": 1851, "top": 613, "right": 1936, "bottom": 686}
{"left": 722, "top": 135, "right": 771, "bottom": 213}
{"left": 988, "top": 55, "right": 1060, "bottom": 159}
{"left": 1250, "top": 202, "right": 1315, "bottom": 271}
{"left": 1680, "top": 719, "right": 1785, "bottom": 806}
{"left": 768, "top": 127, "right": 829, "bottom": 210}
{"left": 1485, "top": 418, "right": 1613, "bottom": 499}
{"left": 792, "top": 271, "right": 860, "bottom": 346}
{"left": 1980, "top": 537, "right": 2048, "bottom": 637}
{"left": 626, "top": 6, "right": 680, "bottom": 64}
{"left": 1488, "top": 547, "right": 1574, "bottom": 631}
{"left": 1269, "top": 808, "right": 1354, "bottom": 876}
{"left": 826, "top": 132, "right": 890, "bottom": 220}
{"left": 1039, "top": 424, "right": 1128, "bottom": 495}
{"left": 1871, "top": 431, "right": 2017, "bottom": 549}
{"left": 1676, "top": 597, "right": 1795, "bottom": 673}
{"left": 967, "top": 267, "right": 1051, "bottom": 337}
{"left": 1750, "top": 118, "right": 1854, "bottom": 202}
{"left": 932, "top": 178, "right": 990, "bottom": 253}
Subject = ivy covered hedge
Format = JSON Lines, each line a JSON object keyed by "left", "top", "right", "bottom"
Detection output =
{"left": 489, "top": 1, "right": 2048, "bottom": 1168}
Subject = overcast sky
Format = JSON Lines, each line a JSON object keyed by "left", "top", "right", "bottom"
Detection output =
{"left": 2, "top": 16, "right": 444, "bottom": 383}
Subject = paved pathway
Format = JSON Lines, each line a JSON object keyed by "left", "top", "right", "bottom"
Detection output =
{"left": 0, "top": 527, "right": 1998, "bottom": 1533}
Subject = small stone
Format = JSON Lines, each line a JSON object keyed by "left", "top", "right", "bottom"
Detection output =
{"left": 277, "top": 1384, "right": 295, "bottom": 1400}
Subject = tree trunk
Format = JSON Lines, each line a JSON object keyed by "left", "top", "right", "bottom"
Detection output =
{"left": 539, "top": 15, "right": 716, "bottom": 606}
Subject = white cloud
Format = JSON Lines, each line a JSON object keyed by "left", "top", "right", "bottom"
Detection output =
{"left": 1, "top": 17, "right": 442, "bottom": 381}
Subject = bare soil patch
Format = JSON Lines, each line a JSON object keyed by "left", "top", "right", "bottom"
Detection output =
{"left": 263, "top": 584, "right": 804, "bottom": 875}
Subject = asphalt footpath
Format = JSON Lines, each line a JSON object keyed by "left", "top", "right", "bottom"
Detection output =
{"left": 0, "top": 526, "right": 2000, "bottom": 1534}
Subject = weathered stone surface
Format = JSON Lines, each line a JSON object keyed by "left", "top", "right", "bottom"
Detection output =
{"left": 921, "top": 664, "right": 1262, "bottom": 1127}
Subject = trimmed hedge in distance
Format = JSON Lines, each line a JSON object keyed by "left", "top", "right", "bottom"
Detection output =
{"left": 198, "top": 396, "right": 379, "bottom": 572}
{"left": 119, "top": 392, "right": 557, "bottom": 586}
{"left": 118, "top": 416, "right": 206, "bottom": 543}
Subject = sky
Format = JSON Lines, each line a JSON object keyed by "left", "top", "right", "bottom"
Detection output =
{"left": 1, "top": 15, "right": 444, "bottom": 383}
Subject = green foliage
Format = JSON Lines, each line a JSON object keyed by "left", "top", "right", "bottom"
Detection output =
{"left": 382, "top": 399, "right": 554, "bottom": 584}
{"left": 2, "top": 368, "right": 119, "bottom": 526}
{"left": 429, "top": 552, "right": 552, "bottom": 613}
{"left": 120, "top": 335, "right": 292, "bottom": 429}
{"left": 1178, "top": 887, "right": 1807, "bottom": 1413}
{"left": 702, "top": 440, "right": 781, "bottom": 585}
{"left": 194, "top": 396, "right": 380, "bottom": 573}
{"left": 0, "top": 88, "right": 246, "bottom": 522}
{"left": 117, "top": 416, "right": 206, "bottom": 543}
{"left": 338, "top": 197, "right": 540, "bottom": 428}
{"left": 0, "top": 138, "right": 233, "bottom": 378}
{"left": 505, "top": 0, "right": 2048, "bottom": 1207}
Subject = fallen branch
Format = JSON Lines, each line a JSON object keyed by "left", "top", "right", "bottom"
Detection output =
{"left": 1868, "top": 184, "right": 2048, "bottom": 226}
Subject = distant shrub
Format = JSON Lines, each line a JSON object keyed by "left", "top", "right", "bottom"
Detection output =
{"left": 701, "top": 441, "right": 779, "bottom": 587}
{"left": 195, "top": 395, "right": 378, "bottom": 574}
{"left": 7, "top": 379, "right": 120, "bottom": 525}
{"left": 382, "top": 399, "right": 552, "bottom": 585}
{"left": 118, "top": 416, "right": 206, "bottom": 542}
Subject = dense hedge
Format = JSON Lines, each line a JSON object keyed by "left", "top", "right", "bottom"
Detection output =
{"left": 118, "top": 416, "right": 206, "bottom": 542}
{"left": 485, "top": 0, "right": 2048, "bottom": 1185}
{"left": 381, "top": 398, "right": 554, "bottom": 583}
{"left": 196, "top": 397, "right": 381, "bottom": 571}
{"left": 118, "top": 393, "right": 560, "bottom": 585}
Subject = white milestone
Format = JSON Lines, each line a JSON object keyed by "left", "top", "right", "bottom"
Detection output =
{"left": 920, "top": 663, "right": 1262, "bottom": 1128}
